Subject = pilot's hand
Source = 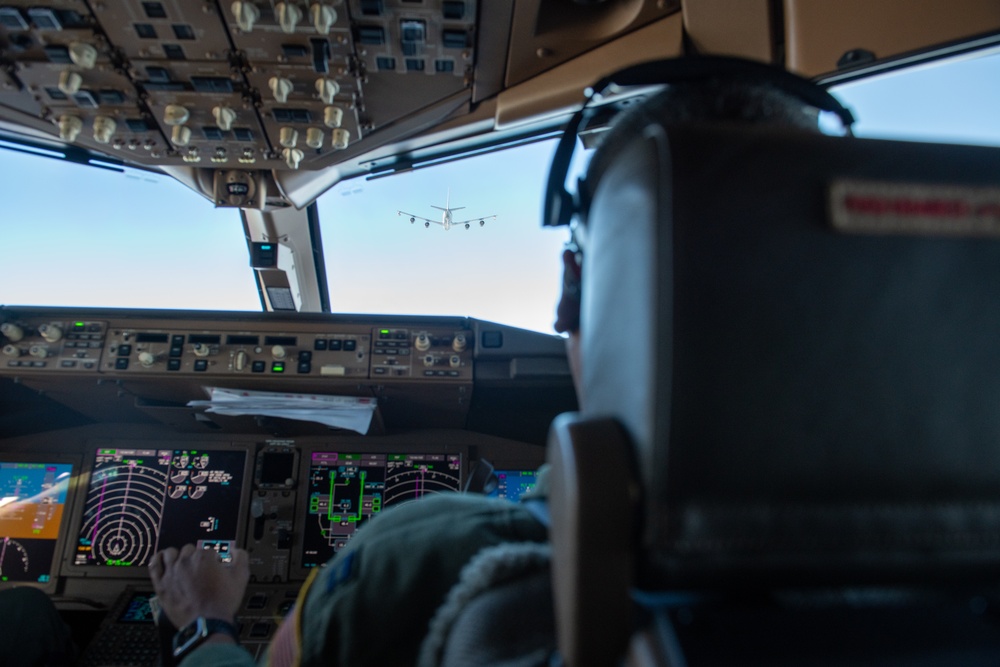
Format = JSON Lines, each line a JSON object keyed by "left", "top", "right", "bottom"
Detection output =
{"left": 149, "top": 544, "right": 250, "bottom": 630}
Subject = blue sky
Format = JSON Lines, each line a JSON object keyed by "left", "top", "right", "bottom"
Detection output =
{"left": 1, "top": 48, "right": 998, "bottom": 333}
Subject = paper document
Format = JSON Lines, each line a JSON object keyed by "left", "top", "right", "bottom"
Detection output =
{"left": 188, "top": 387, "right": 377, "bottom": 434}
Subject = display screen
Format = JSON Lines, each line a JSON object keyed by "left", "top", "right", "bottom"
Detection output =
{"left": 301, "top": 452, "right": 461, "bottom": 568}
{"left": 488, "top": 470, "right": 539, "bottom": 502}
{"left": 117, "top": 592, "right": 156, "bottom": 624}
{"left": 0, "top": 461, "right": 73, "bottom": 585}
{"left": 74, "top": 448, "right": 246, "bottom": 568}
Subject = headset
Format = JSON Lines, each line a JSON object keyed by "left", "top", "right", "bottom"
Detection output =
{"left": 542, "top": 56, "right": 857, "bottom": 230}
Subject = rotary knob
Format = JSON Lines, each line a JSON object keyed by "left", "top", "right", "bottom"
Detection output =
{"left": 29, "top": 345, "right": 48, "bottom": 359}
{"left": 282, "top": 148, "right": 304, "bottom": 169}
{"left": 2, "top": 345, "right": 21, "bottom": 357}
{"left": 213, "top": 106, "right": 237, "bottom": 131}
{"left": 1, "top": 323, "right": 24, "bottom": 342}
{"left": 315, "top": 78, "right": 339, "bottom": 104}
{"left": 58, "top": 115, "right": 83, "bottom": 142}
{"left": 232, "top": 0, "right": 260, "bottom": 32}
{"left": 38, "top": 324, "right": 63, "bottom": 343}
{"left": 68, "top": 42, "right": 98, "bottom": 69}
{"left": 305, "top": 127, "right": 324, "bottom": 149}
{"left": 192, "top": 343, "right": 211, "bottom": 357}
{"left": 331, "top": 128, "right": 350, "bottom": 150}
{"left": 324, "top": 106, "right": 344, "bottom": 128}
{"left": 58, "top": 71, "right": 82, "bottom": 95}
{"left": 271, "top": 345, "right": 287, "bottom": 360}
{"left": 452, "top": 334, "right": 467, "bottom": 352}
{"left": 310, "top": 3, "right": 336, "bottom": 34}
{"left": 269, "top": 76, "right": 294, "bottom": 103}
{"left": 92, "top": 116, "right": 116, "bottom": 144}
{"left": 276, "top": 1, "right": 302, "bottom": 33}
{"left": 414, "top": 333, "right": 431, "bottom": 351}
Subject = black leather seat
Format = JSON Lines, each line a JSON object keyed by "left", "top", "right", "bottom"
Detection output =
{"left": 547, "top": 122, "right": 1000, "bottom": 665}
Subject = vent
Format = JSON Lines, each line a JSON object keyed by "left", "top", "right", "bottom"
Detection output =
{"left": 142, "top": 2, "right": 167, "bottom": 19}
{"left": 357, "top": 25, "right": 385, "bottom": 45}
{"left": 191, "top": 76, "right": 234, "bottom": 93}
{"left": 163, "top": 44, "right": 185, "bottom": 60}
{"left": 134, "top": 23, "right": 157, "bottom": 38}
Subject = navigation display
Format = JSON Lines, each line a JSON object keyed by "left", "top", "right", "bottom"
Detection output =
{"left": 488, "top": 470, "right": 539, "bottom": 502}
{"left": 0, "top": 460, "right": 74, "bottom": 586}
{"left": 73, "top": 448, "right": 247, "bottom": 568}
{"left": 301, "top": 452, "right": 461, "bottom": 567}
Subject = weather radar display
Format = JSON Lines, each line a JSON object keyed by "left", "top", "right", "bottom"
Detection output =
{"left": 0, "top": 461, "right": 73, "bottom": 584}
{"left": 302, "top": 452, "right": 461, "bottom": 567}
{"left": 74, "top": 448, "right": 245, "bottom": 568}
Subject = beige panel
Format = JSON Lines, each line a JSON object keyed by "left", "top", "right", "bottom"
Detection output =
{"left": 683, "top": 0, "right": 775, "bottom": 62}
{"left": 785, "top": 0, "right": 1000, "bottom": 76}
{"left": 496, "top": 14, "right": 684, "bottom": 130}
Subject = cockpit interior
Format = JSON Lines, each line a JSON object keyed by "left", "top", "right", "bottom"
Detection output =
{"left": 2, "top": 1, "right": 1000, "bottom": 665}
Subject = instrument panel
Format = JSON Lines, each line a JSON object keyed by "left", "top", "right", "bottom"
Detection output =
{"left": 1, "top": 313, "right": 473, "bottom": 381}
{"left": 0, "top": 427, "right": 545, "bottom": 663}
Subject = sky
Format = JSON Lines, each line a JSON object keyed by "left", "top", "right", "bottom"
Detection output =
{"left": 2, "top": 48, "right": 998, "bottom": 333}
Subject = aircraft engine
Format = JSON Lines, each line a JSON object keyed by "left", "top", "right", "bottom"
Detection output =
{"left": 410, "top": 217, "right": 415, "bottom": 223}
{"left": 479, "top": 219, "right": 485, "bottom": 226}
{"left": 425, "top": 222, "right": 430, "bottom": 228}
{"left": 465, "top": 223, "right": 470, "bottom": 229}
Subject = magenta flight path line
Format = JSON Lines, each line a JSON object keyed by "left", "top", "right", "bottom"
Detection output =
{"left": 92, "top": 474, "right": 108, "bottom": 547}
{"left": 117, "top": 463, "right": 135, "bottom": 536}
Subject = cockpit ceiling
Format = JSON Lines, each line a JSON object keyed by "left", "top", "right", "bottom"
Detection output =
{"left": 0, "top": 0, "right": 678, "bottom": 179}
{"left": 2, "top": 0, "right": 999, "bottom": 209}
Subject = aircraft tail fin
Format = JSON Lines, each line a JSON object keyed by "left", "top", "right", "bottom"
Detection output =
{"left": 431, "top": 188, "right": 465, "bottom": 213}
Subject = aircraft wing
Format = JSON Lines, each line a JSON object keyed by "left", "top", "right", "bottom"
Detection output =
{"left": 398, "top": 210, "right": 444, "bottom": 226}
{"left": 453, "top": 215, "right": 498, "bottom": 226}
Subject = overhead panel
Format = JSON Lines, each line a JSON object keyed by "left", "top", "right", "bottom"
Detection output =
{"left": 0, "top": 0, "right": 477, "bottom": 174}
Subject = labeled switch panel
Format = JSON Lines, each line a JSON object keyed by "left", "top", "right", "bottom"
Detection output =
{"left": 0, "top": 313, "right": 473, "bottom": 382}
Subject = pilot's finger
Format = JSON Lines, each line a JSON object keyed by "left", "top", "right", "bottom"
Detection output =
{"left": 148, "top": 551, "right": 164, "bottom": 577}
{"left": 158, "top": 547, "right": 179, "bottom": 571}
{"left": 230, "top": 548, "right": 250, "bottom": 573}
{"left": 178, "top": 543, "right": 197, "bottom": 561}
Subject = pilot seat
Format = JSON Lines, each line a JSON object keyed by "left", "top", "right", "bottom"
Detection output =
{"left": 546, "top": 84, "right": 1000, "bottom": 665}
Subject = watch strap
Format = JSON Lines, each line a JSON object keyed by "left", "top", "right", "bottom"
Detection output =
{"left": 172, "top": 617, "right": 240, "bottom": 658}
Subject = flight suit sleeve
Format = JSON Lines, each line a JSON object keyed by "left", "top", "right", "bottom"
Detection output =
{"left": 178, "top": 642, "right": 257, "bottom": 667}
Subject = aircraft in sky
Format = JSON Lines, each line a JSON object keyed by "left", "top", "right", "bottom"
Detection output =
{"left": 398, "top": 192, "right": 497, "bottom": 230}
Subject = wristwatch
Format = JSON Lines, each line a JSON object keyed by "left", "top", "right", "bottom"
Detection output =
{"left": 172, "top": 616, "right": 241, "bottom": 659}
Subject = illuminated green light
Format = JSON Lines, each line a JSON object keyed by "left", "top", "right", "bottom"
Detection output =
{"left": 380, "top": 329, "right": 390, "bottom": 334}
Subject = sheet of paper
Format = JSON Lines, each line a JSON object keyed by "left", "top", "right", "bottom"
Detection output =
{"left": 187, "top": 387, "right": 377, "bottom": 434}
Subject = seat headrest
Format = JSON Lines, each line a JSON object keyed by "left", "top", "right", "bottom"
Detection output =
{"left": 581, "top": 121, "right": 1000, "bottom": 588}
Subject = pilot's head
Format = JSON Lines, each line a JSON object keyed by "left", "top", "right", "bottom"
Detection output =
{"left": 553, "top": 77, "right": 828, "bottom": 396}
